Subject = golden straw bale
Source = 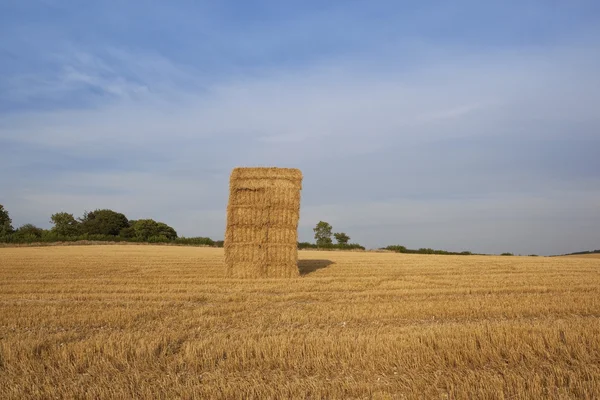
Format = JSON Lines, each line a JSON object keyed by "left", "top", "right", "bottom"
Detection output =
{"left": 224, "top": 167, "right": 302, "bottom": 278}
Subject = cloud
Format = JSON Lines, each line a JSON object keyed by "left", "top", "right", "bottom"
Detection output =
{"left": 1, "top": 7, "right": 599, "bottom": 255}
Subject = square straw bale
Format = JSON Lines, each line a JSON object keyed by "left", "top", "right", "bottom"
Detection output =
{"left": 224, "top": 167, "right": 302, "bottom": 278}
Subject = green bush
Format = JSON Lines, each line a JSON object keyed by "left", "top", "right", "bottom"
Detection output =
{"left": 148, "top": 235, "right": 170, "bottom": 243}
{"left": 174, "top": 237, "right": 215, "bottom": 246}
{"left": 298, "top": 242, "right": 365, "bottom": 250}
{"left": 385, "top": 245, "right": 408, "bottom": 253}
{"left": 384, "top": 245, "right": 474, "bottom": 256}
{"left": 298, "top": 242, "right": 317, "bottom": 249}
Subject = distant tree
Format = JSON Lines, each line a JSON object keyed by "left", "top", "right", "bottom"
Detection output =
{"left": 118, "top": 225, "right": 136, "bottom": 239}
{"left": 333, "top": 232, "right": 350, "bottom": 245}
{"left": 501, "top": 252, "right": 514, "bottom": 256}
{"left": 156, "top": 222, "right": 177, "bottom": 240}
{"left": 0, "top": 204, "right": 14, "bottom": 236}
{"left": 131, "top": 219, "right": 178, "bottom": 241}
{"left": 313, "top": 221, "right": 333, "bottom": 247}
{"left": 79, "top": 209, "right": 129, "bottom": 236}
{"left": 50, "top": 212, "right": 80, "bottom": 236}
{"left": 14, "top": 224, "right": 44, "bottom": 239}
{"left": 131, "top": 219, "right": 158, "bottom": 240}
{"left": 385, "top": 245, "right": 408, "bottom": 253}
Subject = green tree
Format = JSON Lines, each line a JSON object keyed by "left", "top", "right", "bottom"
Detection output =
{"left": 385, "top": 245, "right": 408, "bottom": 253}
{"left": 50, "top": 212, "right": 80, "bottom": 236}
{"left": 313, "top": 221, "right": 333, "bottom": 247}
{"left": 333, "top": 232, "right": 350, "bottom": 245}
{"left": 131, "top": 219, "right": 178, "bottom": 241}
{"left": 156, "top": 222, "right": 177, "bottom": 240}
{"left": 79, "top": 209, "right": 129, "bottom": 236}
{"left": 131, "top": 219, "right": 158, "bottom": 240}
{"left": 14, "top": 224, "right": 44, "bottom": 239}
{"left": 119, "top": 225, "right": 136, "bottom": 239}
{"left": 0, "top": 204, "right": 14, "bottom": 236}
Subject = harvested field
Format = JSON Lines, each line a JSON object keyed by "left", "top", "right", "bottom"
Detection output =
{"left": 1, "top": 246, "right": 599, "bottom": 399}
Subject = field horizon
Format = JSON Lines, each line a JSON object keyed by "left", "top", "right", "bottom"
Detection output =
{"left": 1, "top": 245, "right": 599, "bottom": 399}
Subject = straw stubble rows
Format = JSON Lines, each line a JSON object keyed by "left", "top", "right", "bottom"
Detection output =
{"left": 0, "top": 246, "right": 599, "bottom": 399}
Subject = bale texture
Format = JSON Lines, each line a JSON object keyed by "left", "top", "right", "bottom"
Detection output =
{"left": 225, "top": 167, "right": 303, "bottom": 278}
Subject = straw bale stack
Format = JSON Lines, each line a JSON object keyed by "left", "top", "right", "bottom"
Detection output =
{"left": 224, "top": 167, "right": 303, "bottom": 278}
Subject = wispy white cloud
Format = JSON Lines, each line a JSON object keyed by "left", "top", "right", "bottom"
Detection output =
{"left": 1, "top": 5, "right": 600, "bottom": 254}
{"left": 4, "top": 42, "right": 599, "bottom": 150}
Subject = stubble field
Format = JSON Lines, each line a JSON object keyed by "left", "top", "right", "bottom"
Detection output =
{"left": 1, "top": 245, "right": 599, "bottom": 399}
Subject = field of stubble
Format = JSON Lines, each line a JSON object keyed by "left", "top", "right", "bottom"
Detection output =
{"left": 0, "top": 245, "right": 599, "bottom": 399}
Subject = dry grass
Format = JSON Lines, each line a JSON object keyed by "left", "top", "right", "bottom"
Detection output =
{"left": 1, "top": 246, "right": 599, "bottom": 399}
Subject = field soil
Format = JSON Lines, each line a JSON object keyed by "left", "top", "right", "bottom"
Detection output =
{"left": 1, "top": 246, "right": 599, "bottom": 399}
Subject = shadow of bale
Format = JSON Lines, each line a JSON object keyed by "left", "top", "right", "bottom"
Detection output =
{"left": 298, "top": 259, "right": 334, "bottom": 276}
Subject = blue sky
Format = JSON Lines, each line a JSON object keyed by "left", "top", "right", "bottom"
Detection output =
{"left": 1, "top": 1, "right": 599, "bottom": 255}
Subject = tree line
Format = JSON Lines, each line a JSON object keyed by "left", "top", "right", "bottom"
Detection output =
{"left": 0, "top": 205, "right": 220, "bottom": 246}
{"left": 1, "top": 206, "right": 366, "bottom": 250}
{"left": 562, "top": 249, "right": 600, "bottom": 256}
{"left": 383, "top": 245, "right": 473, "bottom": 255}
{"left": 1, "top": 204, "right": 526, "bottom": 255}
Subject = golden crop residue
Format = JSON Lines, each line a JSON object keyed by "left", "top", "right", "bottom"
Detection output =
{"left": 1, "top": 246, "right": 599, "bottom": 399}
